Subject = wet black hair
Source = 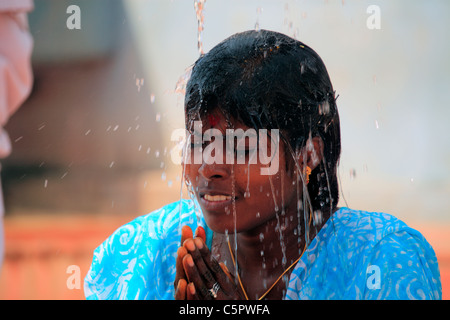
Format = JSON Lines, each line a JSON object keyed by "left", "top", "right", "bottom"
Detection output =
{"left": 184, "top": 29, "right": 341, "bottom": 214}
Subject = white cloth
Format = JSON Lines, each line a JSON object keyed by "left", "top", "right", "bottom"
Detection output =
{"left": 0, "top": 0, "right": 33, "bottom": 267}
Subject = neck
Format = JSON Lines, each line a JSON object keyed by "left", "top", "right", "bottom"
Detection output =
{"left": 222, "top": 204, "right": 335, "bottom": 300}
{"left": 227, "top": 205, "right": 309, "bottom": 299}
{"left": 233, "top": 212, "right": 303, "bottom": 272}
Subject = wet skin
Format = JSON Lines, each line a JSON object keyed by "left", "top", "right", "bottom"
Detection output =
{"left": 174, "top": 108, "right": 324, "bottom": 300}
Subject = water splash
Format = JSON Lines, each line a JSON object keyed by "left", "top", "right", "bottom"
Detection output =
{"left": 175, "top": 65, "right": 193, "bottom": 95}
{"left": 254, "top": 7, "right": 263, "bottom": 31}
{"left": 349, "top": 168, "right": 356, "bottom": 180}
{"left": 194, "top": 0, "right": 207, "bottom": 55}
{"left": 135, "top": 77, "right": 144, "bottom": 92}
{"left": 230, "top": 164, "right": 239, "bottom": 280}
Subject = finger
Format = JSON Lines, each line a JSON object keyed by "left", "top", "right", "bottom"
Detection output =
{"left": 182, "top": 254, "right": 212, "bottom": 300}
{"left": 195, "top": 238, "right": 239, "bottom": 297}
{"left": 181, "top": 225, "right": 193, "bottom": 245}
{"left": 174, "top": 225, "right": 193, "bottom": 289}
{"left": 194, "top": 226, "right": 207, "bottom": 243}
{"left": 184, "top": 239, "right": 216, "bottom": 288}
{"left": 174, "top": 246, "right": 188, "bottom": 289}
{"left": 175, "top": 278, "right": 187, "bottom": 300}
{"left": 187, "top": 282, "right": 199, "bottom": 300}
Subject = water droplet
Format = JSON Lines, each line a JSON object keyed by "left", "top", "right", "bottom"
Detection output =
{"left": 363, "top": 164, "right": 368, "bottom": 173}
{"left": 44, "top": 179, "right": 48, "bottom": 188}
{"left": 349, "top": 168, "right": 356, "bottom": 180}
{"left": 155, "top": 113, "right": 161, "bottom": 122}
{"left": 109, "top": 161, "right": 115, "bottom": 168}
{"left": 194, "top": 0, "right": 207, "bottom": 55}
{"left": 161, "top": 172, "right": 166, "bottom": 181}
{"left": 375, "top": 120, "right": 379, "bottom": 129}
{"left": 136, "top": 78, "right": 144, "bottom": 92}
{"left": 150, "top": 93, "right": 156, "bottom": 103}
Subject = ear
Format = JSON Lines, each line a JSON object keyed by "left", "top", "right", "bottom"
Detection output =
{"left": 304, "top": 136, "right": 324, "bottom": 171}
{"left": 285, "top": 136, "right": 324, "bottom": 177}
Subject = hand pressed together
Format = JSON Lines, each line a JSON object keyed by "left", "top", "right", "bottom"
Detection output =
{"left": 174, "top": 225, "right": 242, "bottom": 300}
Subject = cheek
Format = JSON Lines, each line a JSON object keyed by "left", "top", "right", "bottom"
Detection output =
{"left": 241, "top": 163, "right": 297, "bottom": 209}
{"left": 237, "top": 166, "right": 282, "bottom": 209}
{"left": 184, "top": 163, "right": 200, "bottom": 186}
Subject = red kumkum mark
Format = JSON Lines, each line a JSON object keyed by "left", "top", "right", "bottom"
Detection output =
{"left": 207, "top": 114, "right": 219, "bottom": 127}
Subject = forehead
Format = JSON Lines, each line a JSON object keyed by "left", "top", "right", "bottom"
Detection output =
{"left": 188, "top": 108, "right": 250, "bottom": 134}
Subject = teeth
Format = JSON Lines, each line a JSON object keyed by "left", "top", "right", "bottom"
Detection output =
{"left": 204, "top": 194, "right": 232, "bottom": 202}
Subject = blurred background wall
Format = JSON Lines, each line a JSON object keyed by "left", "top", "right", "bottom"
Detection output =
{"left": 0, "top": 0, "right": 449, "bottom": 299}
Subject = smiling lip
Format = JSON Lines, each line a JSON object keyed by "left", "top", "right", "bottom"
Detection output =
{"left": 199, "top": 191, "right": 236, "bottom": 210}
{"left": 203, "top": 194, "right": 232, "bottom": 202}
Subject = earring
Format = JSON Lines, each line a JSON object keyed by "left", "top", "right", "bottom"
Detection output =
{"left": 305, "top": 166, "right": 312, "bottom": 184}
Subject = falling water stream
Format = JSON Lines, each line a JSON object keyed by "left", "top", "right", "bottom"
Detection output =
{"left": 171, "top": 0, "right": 341, "bottom": 299}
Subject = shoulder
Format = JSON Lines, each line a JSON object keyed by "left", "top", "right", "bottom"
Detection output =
{"left": 287, "top": 207, "right": 442, "bottom": 300}
{"left": 331, "top": 207, "right": 441, "bottom": 299}
{"left": 316, "top": 207, "right": 412, "bottom": 263}
{"left": 97, "top": 200, "right": 193, "bottom": 255}
{"left": 110, "top": 200, "right": 197, "bottom": 241}
{"left": 83, "top": 199, "right": 202, "bottom": 300}
{"left": 362, "top": 227, "right": 442, "bottom": 299}
{"left": 330, "top": 207, "right": 408, "bottom": 243}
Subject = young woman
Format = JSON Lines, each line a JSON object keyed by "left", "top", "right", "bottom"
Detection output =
{"left": 84, "top": 30, "right": 441, "bottom": 300}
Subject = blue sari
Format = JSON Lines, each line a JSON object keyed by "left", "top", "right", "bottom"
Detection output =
{"left": 84, "top": 200, "right": 441, "bottom": 300}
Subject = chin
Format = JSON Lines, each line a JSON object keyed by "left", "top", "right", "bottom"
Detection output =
{"left": 203, "top": 214, "right": 260, "bottom": 235}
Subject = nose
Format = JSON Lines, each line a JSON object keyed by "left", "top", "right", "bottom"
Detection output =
{"left": 198, "top": 162, "right": 229, "bottom": 181}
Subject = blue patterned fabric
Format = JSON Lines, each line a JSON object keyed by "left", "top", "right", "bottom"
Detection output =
{"left": 285, "top": 207, "right": 441, "bottom": 300}
{"left": 84, "top": 200, "right": 441, "bottom": 300}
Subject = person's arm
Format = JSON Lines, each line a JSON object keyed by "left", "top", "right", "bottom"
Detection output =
{"left": 0, "top": 0, "right": 33, "bottom": 268}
